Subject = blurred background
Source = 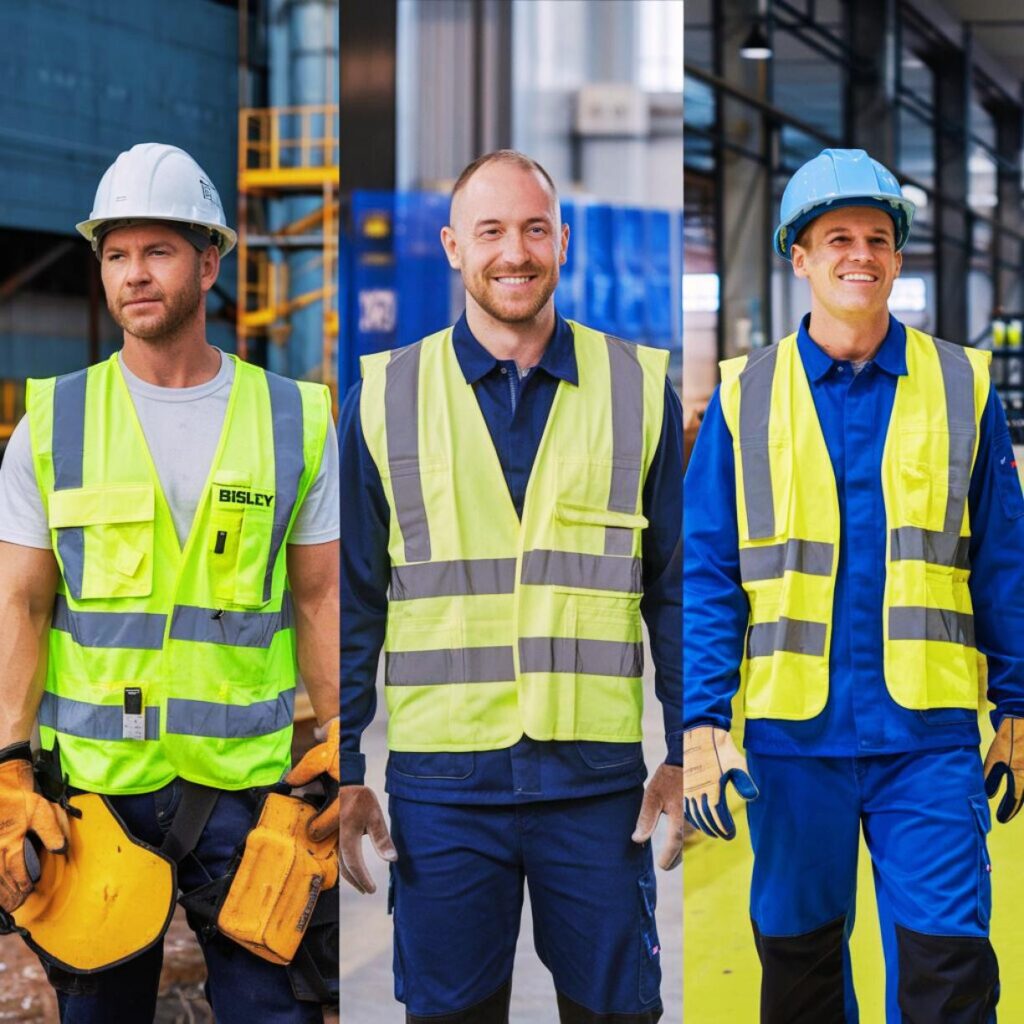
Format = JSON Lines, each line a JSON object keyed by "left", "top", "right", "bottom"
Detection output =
{"left": 684, "top": 1, "right": 1024, "bottom": 1018}
{"left": 338, "top": 0, "right": 682, "bottom": 1021}
{"left": 0, "top": 2, "right": 338, "bottom": 1020}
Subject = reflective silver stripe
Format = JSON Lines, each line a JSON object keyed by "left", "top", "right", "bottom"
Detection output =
{"left": 890, "top": 526, "right": 970, "bottom": 570}
{"left": 738, "top": 345, "right": 779, "bottom": 541}
{"left": 165, "top": 688, "right": 296, "bottom": 738}
{"left": 385, "top": 646, "right": 515, "bottom": 686}
{"left": 746, "top": 617, "right": 827, "bottom": 658}
{"left": 935, "top": 339, "right": 976, "bottom": 535}
{"left": 605, "top": 335, "right": 645, "bottom": 556}
{"left": 521, "top": 549, "right": 643, "bottom": 593}
{"left": 168, "top": 593, "right": 295, "bottom": 649}
{"left": 264, "top": 373, "right": 306, "bottom": 603}
{"left": 52, "top": 594, "right": 166, "bottom": 650}
{"left": 390, "top": 559, "right": 516, "bottom": 600}
{"left": 889, "top": 606, "right": 976, "bottom": 647}
{"left": 385, "top": 344, "right": 431, "bottom": 563}
{"left": 519, "top": 637, "right": 643, "bottom": 677}
{"left": 738, "top": 540, "right": 834, "bottom": 582}
{"left": 52, "top": 369, "right": 88, "bottom": 600}
{"left": 38, "top": 692, "right": 160, "bottom": 740}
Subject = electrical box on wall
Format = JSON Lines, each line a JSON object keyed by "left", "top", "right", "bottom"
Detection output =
{"left": 575, "top": 83, "right": 649, "bottom": 136}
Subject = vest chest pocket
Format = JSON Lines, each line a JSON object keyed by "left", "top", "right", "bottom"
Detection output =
{"left": 47, "top": 484, "right": 154, "bottom": 600}
{"left": 896, "top": 430, "right": 967, "bottom": 528}
{"left": 209, "top": 473, "right": 276, "bottom": 608}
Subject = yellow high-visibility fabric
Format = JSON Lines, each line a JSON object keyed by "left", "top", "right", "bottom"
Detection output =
{"left": 26, "top": 354, "right": 330, "bottom": 794}
{"left": 719, "top": 328, "right": 989, "bottom": 719}
{"left": 360, "top": 322, "right": 668, "bottom": 752}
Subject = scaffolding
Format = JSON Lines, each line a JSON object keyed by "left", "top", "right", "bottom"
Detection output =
{"left": 237, "top": 103, "right": 339, "bottom": 392}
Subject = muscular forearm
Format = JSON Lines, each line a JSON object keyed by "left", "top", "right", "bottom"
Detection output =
{"left": 0, "top": 543, "right": 58, "bottom": 746}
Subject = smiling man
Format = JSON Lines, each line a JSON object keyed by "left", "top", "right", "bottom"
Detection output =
{"left": 0, "top": 143, "right": 340, "bottom": 1023}
{"left": 338, "top": 151, "right": 683, "bottom": 1022}
{"left": 684, "top": 147, "right": 1024, "bottom": 1022}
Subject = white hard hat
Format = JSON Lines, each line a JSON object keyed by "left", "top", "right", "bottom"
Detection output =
{"left": 77, "top": 143, "right": 237, "bottom": 256}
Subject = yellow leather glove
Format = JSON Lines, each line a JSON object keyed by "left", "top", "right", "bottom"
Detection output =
{"left": 984, "top": 716, "right": 1024, "bottom": 823}
{"left": 284, "top": 718, "right": 339, "bottom": 842}
{"left": 683, "top": 726, "right": 758, "bottom": 840}
{"left": 0, "top": 759, "right": 70, "bottom": 913}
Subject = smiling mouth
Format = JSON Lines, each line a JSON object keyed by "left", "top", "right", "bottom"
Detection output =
{"left": 493, "top": 276, "right": 537, "bottom": 286}
{"left": 838, "top": 273, "right": 878, "bottom": 282}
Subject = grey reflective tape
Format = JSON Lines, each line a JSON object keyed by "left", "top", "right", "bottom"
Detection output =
{"left": 390, "top": 558, "right": 516, "bottom": 600}
{"left": 385, "top": 344, "right": 431, "bottom": 563}
{"left": 604, "top": 526, "right": 634, "bottom": 556}
{"left": 521, "top": 549, "right": 643, "bottom": 593}
{"left": 605, "top": 334, "right": 644, "bottom": 513}
{"left": 168, "top": 593, "right": 295, "bottom": 649}
{"left": 38, "top": 692, "right": 160, "bottom": 741}
{"left": 385, "top": 646, "right": 516, "bottom": 686}
{"left": 738, "top": 346, "right": 779, "bottom": 541}
{"left": 738, "top": 540, "right": 834, "bottom": 582}
{"left": 52, "top": 594, "right": 166, "bottom": 650}
{"left": 518, "top": 637, "right": 644, "bottom": 677}
{"left": 746, "top": 617, "right": 827, "bottom": 658}
{"left": 52, "top": 369, "right": 88, "bottom": 600}
{"left": 934, "top": 339, "right": 976, "bottom": 535}
{"left": 890, "top": 526, "right": 970, "bottom": 570}
{"left": 888, "top": 606, "right": 976, "bottom": 647}
{"left": 264, "top": 373, "right": 306, "bottom": 602}
{"left": 165, "top": 688, "right": 296, "bottom": 739}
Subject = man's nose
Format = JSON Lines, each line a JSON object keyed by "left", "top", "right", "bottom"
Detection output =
{"left": 501, "top": 230, "right": 529, "bottom": 265}
{"left": 124, "top": 254, "right": 152, "bottom": 284}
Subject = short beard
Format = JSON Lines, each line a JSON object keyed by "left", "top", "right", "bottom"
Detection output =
{"left": 465, "top": 268, "right": 559, "bottom": 325}
{"left": 109, "top": 264, "right": 202, "bottom": 341}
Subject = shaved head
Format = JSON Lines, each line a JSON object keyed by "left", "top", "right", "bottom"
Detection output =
{"left": 450, "top": 150, "right": 560, "bottom": 230}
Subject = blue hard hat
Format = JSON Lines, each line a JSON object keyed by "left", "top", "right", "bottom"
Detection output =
{"left": 774, "top": 148, "right": 915, "bottom": 259}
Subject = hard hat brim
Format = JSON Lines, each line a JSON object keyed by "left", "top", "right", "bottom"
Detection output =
{"left": 76, "top": 216, "right": 237, "bottom": 258}
{"left": 773, "top": 195, "right": 915, "bottom": 260}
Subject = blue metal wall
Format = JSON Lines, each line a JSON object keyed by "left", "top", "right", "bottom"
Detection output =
{"left": 0, "top": 1, "right": 239, "bottom": 239}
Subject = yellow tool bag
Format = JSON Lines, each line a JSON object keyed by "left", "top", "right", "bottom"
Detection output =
{"left": 215, "top": 792, "right": 338, "bottom": 965}
{"left": 6, "top": 793, "right": 176, "bottom": 973}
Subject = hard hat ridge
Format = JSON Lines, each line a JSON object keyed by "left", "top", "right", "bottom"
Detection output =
{"left": 774, "top": 148, "right": 915, "bottom": 260}
{"left": 77, "top": 143, "right": 237, "bottom": 257}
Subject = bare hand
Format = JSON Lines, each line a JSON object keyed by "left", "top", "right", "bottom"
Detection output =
{"left": 339, "top": 785, "right": 398, "bottom": 894}
{"left": 632, "top": 763, "right": 683, "bottom": 870}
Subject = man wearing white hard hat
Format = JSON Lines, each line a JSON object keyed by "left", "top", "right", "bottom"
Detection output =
{"left": 684, "top": 148, "right": 1024, "bottom": 1021}
{"left": 0, "top": 143, "right": 340, "bottom": 1022}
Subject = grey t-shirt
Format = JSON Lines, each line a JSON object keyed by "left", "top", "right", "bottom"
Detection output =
{"left": 0, "top": 350, "right": 339, "bottom": 549}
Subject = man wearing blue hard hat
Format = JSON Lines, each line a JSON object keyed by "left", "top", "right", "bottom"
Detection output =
{"left": 684, "top": 147, "right": 1024, "bottom": 1021}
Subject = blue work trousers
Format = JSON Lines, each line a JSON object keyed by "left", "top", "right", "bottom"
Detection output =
{"left": 746, "top": 748, "right": 999, "bottom": 1023}
{"left": 51, "top": 780, "right": 323, "bottom": 1024}
{"left": 388, "top": 787, "right": 662, "bottom": 1018}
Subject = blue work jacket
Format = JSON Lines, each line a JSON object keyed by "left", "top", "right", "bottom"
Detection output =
{"left": 684, "top": 314, "right": 1024, "bottom": 756}
{"left": 341, "top": 311, "right": 683, "bottom": 802}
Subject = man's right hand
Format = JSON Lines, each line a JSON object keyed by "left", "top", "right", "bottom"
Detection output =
{"left": 339, "top": 785, "right": 398, "bottom": 894}
{"left": 683, "top": 726, "right": 758, "bottom": 841}
{"left": 0, "top": 759, "right": 70, "bottom": 913}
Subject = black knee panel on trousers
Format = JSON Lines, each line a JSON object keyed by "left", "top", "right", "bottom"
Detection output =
{"left": 406, "top": 981, "right": 512, "bottom": 1024}
{"left": 752, "top": 915, "right": 848, "bottom": 1024}
{"left": 896, "top": 924, "right": 999, "bottom": 1023}
{"left": 555, "top": 991, "right": 662, "bottom": 1023}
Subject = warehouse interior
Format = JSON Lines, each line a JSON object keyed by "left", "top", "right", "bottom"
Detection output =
{"left": 684, "top": 0, "right": 1024, "bottom": 1018}
{"left": 339, "top": 1, "right": 682, "bottom": 1019}
{"left": 0, "top": 2, "right": 338, "bottom": 1020}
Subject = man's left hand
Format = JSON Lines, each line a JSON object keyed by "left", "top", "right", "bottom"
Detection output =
{"left": 632, "top": 763, "right": 683, "bottom": 870}
{"left": 984, "top": 715, "right": 1024, "bottom": 823}
{"left": 285, "top": 717, "right": 339, "bottom": 841}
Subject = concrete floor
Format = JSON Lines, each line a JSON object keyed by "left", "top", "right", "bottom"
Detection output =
{"left": 340, "top": 665, "right": 682, "bottom": 1022}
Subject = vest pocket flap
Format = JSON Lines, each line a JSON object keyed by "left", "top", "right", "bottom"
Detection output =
{"left": 555, "top": 502, "right": 649, "bottom": 530}
{"left": 48, "top": 485, "right": 155, "bottom": 528}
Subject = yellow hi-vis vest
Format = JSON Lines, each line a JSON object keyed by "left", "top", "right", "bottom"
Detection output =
{"left": 26, "top": 354, "right": 330, "bottom": 794}
{"left": 719, "top": 327, "right": 991, "bottom": 719}
{"left": 359, "top": 321, "right": 668, "bottom": 752}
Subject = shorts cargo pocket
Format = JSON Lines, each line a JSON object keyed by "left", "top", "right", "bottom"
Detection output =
{"left": 969, "top": 793, "right": 993, "bottom": 929}
{"left": 638, "top": 867, "right": 662, "bottom": 1005}
{"left": 48, "top": 483, "right": 155, "bottom": 599}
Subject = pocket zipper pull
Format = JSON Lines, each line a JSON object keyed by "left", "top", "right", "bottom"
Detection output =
{"left": 214, "top": 530, "right": 227, "bottom": 555}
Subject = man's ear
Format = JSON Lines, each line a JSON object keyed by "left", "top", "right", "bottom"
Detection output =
{"left": 440, "top": 226, "right": 461, "bottom": 270}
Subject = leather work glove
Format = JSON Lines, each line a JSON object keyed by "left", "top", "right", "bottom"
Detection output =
{"left": 632, "top": 763, "right": 684, "bottom": 870}
{"left": 339, "top": 785, "right": 398, "bottom": 894}
{"left": 683, "top": 726, "right": 759, "bottom": 840}
{"left": 984, "top": 715, "right": 1024, "bottom": 823}
{"left": 284, "top": 717, "right": 339, "bottom": 842}
{"left": 0, "top": 759, "right": 70, "bottom": 913}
